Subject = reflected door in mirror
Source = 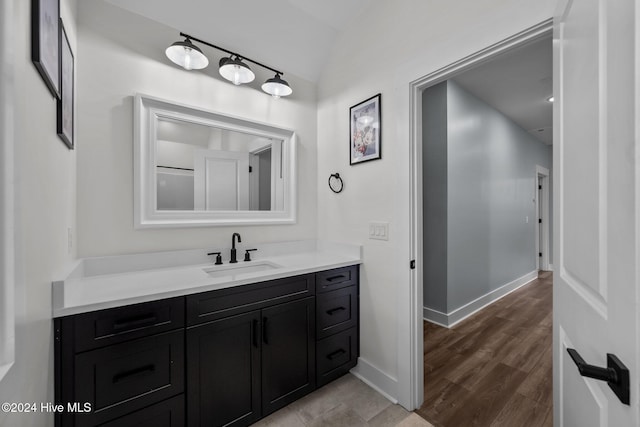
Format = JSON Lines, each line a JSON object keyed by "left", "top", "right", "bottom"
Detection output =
{"left": 194, "top": 149, "right": 249, "bottom": 210}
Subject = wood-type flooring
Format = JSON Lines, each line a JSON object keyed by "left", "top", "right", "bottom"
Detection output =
{"left": 416, "top": 271, "right": 553, "bottom": 427}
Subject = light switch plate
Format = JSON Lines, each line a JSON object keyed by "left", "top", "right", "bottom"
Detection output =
{"left": 369, "top": 221, "right": 389, "bottom": 241}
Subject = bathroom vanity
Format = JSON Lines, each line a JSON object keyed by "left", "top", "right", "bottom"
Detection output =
{"left": 53, "top": 241, "right": 361, "bottom": 427}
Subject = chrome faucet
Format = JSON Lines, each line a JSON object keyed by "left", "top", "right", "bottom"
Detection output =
{"left": 230, "top": 233, "right": 242, "bottom": 263}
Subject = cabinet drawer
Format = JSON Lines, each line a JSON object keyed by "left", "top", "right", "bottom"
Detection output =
{"left": 74, "top": 330, "right": 184, "bottom": 427}
{"left": 316, "top": 286, "right": 358, "bottom": 339}
{"left": 316, "top": 328, "right": 358, "bottom": 388}
{"left": 187, "top": 274, "right": 314, "bottom": 325}
{"left": 316, "top": 266, "right": 358, "bottom": 293}
{"left": 73, "top": 297, "right": 185, "bottom": 352}
{"left": 97, "top": 395, "right": 184, "bottom": 427}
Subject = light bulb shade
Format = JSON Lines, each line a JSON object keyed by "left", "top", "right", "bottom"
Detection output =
{"left": 219, "top": 57, "right": 255, "bottom": 85}
{"left": 261, "top": 74, "right": 293, "bottom": 98}
{"left": 165, "top": 38, "right": 209, "bottom": 70}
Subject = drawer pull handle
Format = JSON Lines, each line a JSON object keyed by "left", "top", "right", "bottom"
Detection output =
{"left": 112, "top": 364, "right": 155, "bottom": 383}
{"left": 113, "top": 314, "right": 158, "bottom": 331}
{"left": 326, "top": 306, "right": 346, "bottom": 316}
{"left": 325, "top": 275, "right": 346, "bottom": 283}
{"left": 327, "top": 349, "right": 346, "bottom": 360}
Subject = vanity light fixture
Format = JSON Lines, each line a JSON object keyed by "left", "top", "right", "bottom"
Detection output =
{"left": 165, "top": 37, "right": 209, "bottom": 71}
{"left": 219, "top": 56, "right": 255, "bottom": 85}
{"left": 261, "top": 73, "right": 292, "bottom": 98}
{"left": 166, "top": 32, "right": 293, "bottom": 98}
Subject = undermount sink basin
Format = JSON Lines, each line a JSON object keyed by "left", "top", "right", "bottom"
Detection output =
{"left": 203, "top": 261, "right": 282, "bottom": 278}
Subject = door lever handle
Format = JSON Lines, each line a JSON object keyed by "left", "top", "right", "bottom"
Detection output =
{"left": 567, "top": 348, "right": 630, "bottom": 405}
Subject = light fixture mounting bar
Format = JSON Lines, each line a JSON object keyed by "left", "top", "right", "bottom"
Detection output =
{"left": 179, "top": 32, "right": 284, "bottom": 76}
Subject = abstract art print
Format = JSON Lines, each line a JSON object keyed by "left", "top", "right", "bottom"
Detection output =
{"left": 350, "top": 93, "right": 381, "bottom": 165}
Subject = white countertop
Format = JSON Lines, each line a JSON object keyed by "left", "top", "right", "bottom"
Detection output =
{"left": 52, "top": 240, "right": 362, "bottom": 317}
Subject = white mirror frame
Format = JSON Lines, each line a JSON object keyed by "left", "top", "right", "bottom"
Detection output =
{"left": 134, "top": 94, "right": 297, "bottom": 228}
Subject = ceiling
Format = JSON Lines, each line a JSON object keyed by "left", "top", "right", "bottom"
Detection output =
{"left": 104, "top": 0, "right": 375, "bottom": 82}
{"left": 452, "top": 36, "right": 553, "bottom": 145}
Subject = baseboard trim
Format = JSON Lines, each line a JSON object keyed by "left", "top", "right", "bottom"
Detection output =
{"left": 421, "top": 307, "right": 448, "bottom": 327}
{"left": 423, "top": 270, "right": 538, "bottom": 328}
{"left": 350, "top": 357, "right": 398, "bottom": 404}
{"left": 548, "top": 264, "right": 554, "bottom": 271}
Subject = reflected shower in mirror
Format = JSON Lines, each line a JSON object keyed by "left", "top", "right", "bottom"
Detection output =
{"left": 155, "top": 117, "right": 283, "bottom": 212}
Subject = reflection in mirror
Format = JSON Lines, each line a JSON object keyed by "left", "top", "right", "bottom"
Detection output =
{"left": 134, "top": 94, "right": 296, "bottom": 228}
{"left": 155, "top": 117, "right": 283, "bottom": 211}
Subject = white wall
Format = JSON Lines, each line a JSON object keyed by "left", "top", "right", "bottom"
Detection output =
{"left": 76, "top": 0, "right": 318, "bottom": 257}
{"left": 0, "top": 1, "right": 78, "bottom": 426}
{"left": 317, "top": 0, "right": 555, "bottom": 405}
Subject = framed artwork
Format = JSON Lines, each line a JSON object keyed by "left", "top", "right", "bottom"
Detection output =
{"left": 350, "top": 93, "right": 381, "bottom": 165}
{"left": 57, "top": 19, "right": 74, "bottom": 149}
{"left": 32, "top": 0, "right": 60, "bottom": 98}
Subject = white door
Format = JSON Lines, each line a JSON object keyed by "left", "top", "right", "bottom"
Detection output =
{"left": 554, "top": 0, "right": 638, "bottom": 425}
{"left": 193, "top": 149, "right": 249, "bottom": 210}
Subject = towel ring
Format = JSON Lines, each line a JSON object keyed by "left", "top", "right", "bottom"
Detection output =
{"left": 328, "top": 173, "right": 344, "bottom": 193}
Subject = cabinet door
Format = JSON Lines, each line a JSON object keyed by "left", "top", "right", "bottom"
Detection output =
{"left": 187, "top": 311, "right": 261, "bottom": 427}
{"left": 261, "top": 297, "right": 315, "bottom": 415}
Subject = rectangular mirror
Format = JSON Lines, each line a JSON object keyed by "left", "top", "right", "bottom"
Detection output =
{"left": 134, "top": 94, "right": 296, "bottom": 228}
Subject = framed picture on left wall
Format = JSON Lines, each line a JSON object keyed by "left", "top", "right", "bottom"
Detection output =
{"left": 32, "top": 0, "right": 60, "bottom": 98}
{"left": 57, "top": 19, "right": 74, "bottom": 149}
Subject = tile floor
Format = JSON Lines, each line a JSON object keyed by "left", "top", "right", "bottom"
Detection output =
{"left": 253, "top": 374, "right": 434, "bottom": 427}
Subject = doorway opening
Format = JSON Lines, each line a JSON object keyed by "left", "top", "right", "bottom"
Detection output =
{"left": 407, "top": 19, "right": 554, "bottom": 424}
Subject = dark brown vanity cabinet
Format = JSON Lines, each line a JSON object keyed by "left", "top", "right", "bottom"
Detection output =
{"left": 186, "top": 311, "right": 261, "bottom": 427}
{"left": 55, "top": 265, "right": 358, "bottom": 427}
{"left": 187, "top": 297, "right": 315, "bottom": 427}
{"left": 315, "top": 266, "right": 360, "bottom": 387}
{"left": 185, "top": 274, "right": 316, "bottom": 427}
{"left": 54, "top": 297, "right": 186, "bottom": 427}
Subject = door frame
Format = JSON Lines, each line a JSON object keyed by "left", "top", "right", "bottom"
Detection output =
{"left": 0, "top": 0, "right": 14, "bottom": 382}
{"left": 404, "top": 19, "right": 553, "bottom": 409}
{"left": 535, "top": 165, "right": 551, "bottom": 271}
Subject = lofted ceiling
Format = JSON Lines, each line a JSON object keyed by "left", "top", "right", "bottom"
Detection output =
{"left": 104, "top": 0, "right": 375, "bottom": 82}
{"left": 452, "top": 36, "right": 553, "bottom": 145}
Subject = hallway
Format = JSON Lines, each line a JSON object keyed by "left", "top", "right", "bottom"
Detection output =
{"left": 417, "top": 272, "right": 552, "bottom": 426}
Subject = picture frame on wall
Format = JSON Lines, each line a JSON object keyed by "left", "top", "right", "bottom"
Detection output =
{"left": 32, "top": 0, "right": 60, "bottom": 98}
{"left": 57, "top": 19, "right": 74, "bottom": 149}
{"left": 350, "top": 93, "right": 381, "bottom": 165}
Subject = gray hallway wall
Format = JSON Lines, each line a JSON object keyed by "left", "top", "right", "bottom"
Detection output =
{"left": 423, "top": 80, "right": 553, "bottom": 315}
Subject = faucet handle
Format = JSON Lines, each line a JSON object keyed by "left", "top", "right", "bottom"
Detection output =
{"left": 207, "top": 252, "right": 223, "bottom": 265}
{"left": 244, "top": 249, "right": 257, "bottom": 262}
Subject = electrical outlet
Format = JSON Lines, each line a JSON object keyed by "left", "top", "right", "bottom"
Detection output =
{"left": 369, "top": 221, "right": 389, "bottom": 241}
